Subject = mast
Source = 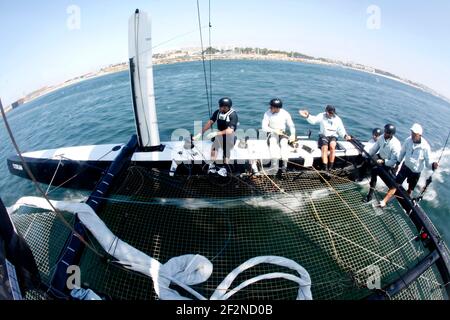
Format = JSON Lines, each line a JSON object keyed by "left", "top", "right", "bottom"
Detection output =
{"left": 128, "top": 9, "right": 163, "bottom": 151}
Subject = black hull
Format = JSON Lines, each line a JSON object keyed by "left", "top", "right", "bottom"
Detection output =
{"left": 7, "top": 152, "right": 367, "bottom": 192}
{"left": 7, "top": 155, "right": 111, "bottom": 191}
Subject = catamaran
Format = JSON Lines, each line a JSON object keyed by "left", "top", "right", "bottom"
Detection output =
{"left": 1, "top": 9, "right": 449, "bottom": 300}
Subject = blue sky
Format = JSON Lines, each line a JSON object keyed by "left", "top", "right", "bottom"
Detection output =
{"left": 1, "top": 0, "right": 450, "bottom": 105}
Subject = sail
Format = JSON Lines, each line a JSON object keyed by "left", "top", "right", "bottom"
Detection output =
{"left": 128, "top": 9, "right": 160, "bottom": 149}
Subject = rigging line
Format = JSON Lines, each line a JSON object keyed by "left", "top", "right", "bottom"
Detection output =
{"left": 306, "top": 191, "right": 350, "bottom": 272}
{"left": 46, "top": 148, "right": 121, "bottom": 195}
{"left": 437, "top": 130, "right": 450, "bottom": 164}
{"left": 0, "top": 100, "right": 105, "bottom": 259}
{"left": 208, "top": 0, "right": 213, "bottom": 111}
{"left": 287, "top": 160, "right": 404, "bottom": 201}
{"left": 258, "top": 165, "right": 357, "bottom": 275}
{"left": 152, "top": 26, "right": 209, "bottom": 50}
{"left": 45, "top": 157, "right": 63, "bottom": 195}
{"left": 260, "top": 158, "right": 377, "bottom": 243}
{"left": 228, "top": 169, "right": 432, "bottom": 286}
{"left": 196, "top": 0, "right": 212, "bottom": 118}
{"left": 184, "top": 146, "right": 437, "bottom": 288}
{"left": 311, "top": 165, "right": 378, "bottom": 243}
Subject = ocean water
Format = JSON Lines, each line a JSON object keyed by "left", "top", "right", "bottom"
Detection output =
{"left": 1, "top": 60, "right": 450, "bottom": 243}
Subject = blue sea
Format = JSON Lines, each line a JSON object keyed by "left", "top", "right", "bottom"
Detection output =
{"left": 1, "top": 60, "right": 450, "bottom": 243}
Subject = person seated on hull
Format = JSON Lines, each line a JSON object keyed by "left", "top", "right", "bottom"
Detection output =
{"left": 194, "top": 97, "right": 238, "bottom": 174}
{"left": 378, "top": 123, "right": 438, "bottom": 208}
{"left": 262, "top": 98, "right": 296, "bottom": 174}
{"left": 299, "top": 105, "right": 352, "bottom": 171}
{"left": 364, "top": 124, "right": 401, "bottom": 202}
{"left": 364, "top": 128, "right": 382, "bottom": 154}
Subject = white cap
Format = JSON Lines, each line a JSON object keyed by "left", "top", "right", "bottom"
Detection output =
{"left": 410, "top": 123, "right": 423, "bottom": 135}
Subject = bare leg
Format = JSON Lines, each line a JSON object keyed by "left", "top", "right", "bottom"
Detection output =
{"left": 321, "top": 145, "right": 328, "bottom": 167}
{"left": 329, "top": 141, "right": 336, "bottom": 163}
{"left": 328, "top": 141, "right": 337, "bottom": 170}
{"left": 382, "top": 187, "right": 397, "bottom": 206}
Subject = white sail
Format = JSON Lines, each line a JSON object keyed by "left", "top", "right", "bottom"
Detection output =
{"left": 128, "top": 9, "right": 160, "bottom": 149}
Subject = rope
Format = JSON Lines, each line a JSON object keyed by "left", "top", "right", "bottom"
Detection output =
{"left": 437, "top": 130, "right": 450, "bottom": 164}
{"left": 208, "top": 0, "right": 213, "bottom": 111}
{"left": 45, "top": 157, "right": 63, "bottom": 195}
{"left": 196, "top": 0, "right": 212, "bottom": 118}
{"left": 45, "top": 148, "right": 119, "bottom": 195}
{"left": 299, "top": 162, "right": 378, "bottom": 242}
{"left": 1, "top": 99, "right": 104, "bottom": 259}
{"left": 232, "top": 169, "right": 443, "bottom": 289}
{"left": 152, "top": 26, "right": 209, "bottom": 50}
{"left": 287, "top": 160, "right": 404, "bottom": 201}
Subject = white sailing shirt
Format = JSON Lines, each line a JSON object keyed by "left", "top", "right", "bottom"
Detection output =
{"left": 364, "top": 138, "right": 378, "bottom": 157}
{"left": 306, "top": 113, "right": 347, "bottom": 138}
{"left": 368, "top": 135, "right": 401, "bottom": 167}
{"left": 399, "top": 137, "right": 433, "bottom": 173}
{"left": 262, "top": 109, "right": 296, "bottom": 137}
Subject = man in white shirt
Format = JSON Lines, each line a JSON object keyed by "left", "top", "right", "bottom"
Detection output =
{"left": 364, "top": 128, "right": 382, "bottom": 155}
{"left": 364, "top": 124, "right": 402, "bottom": 202}
{"left": 358, "top": 128, "right": 383, "bottom": 181}
{"left": 378, "top": 123, "right": 438, "bottom": 207}
{"left": 262, "top": 98, "right": 296, "bottom": 173}
{"left": 299, "top": 105, "right": 351, "bottom": 171}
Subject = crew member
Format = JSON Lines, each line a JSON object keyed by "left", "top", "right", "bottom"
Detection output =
{"left": 194, "top": 97, "right": 238, "bottom": 173}
{"left": 262, "top": 98, "right": 296, "bottom": 174}
{"left": 378, "top": 123, "right": 438, "bottom": 207}
{"left": 364, "top": 124, "right": 401, "bottom": 202}
{"left": 299, "top": 105, "right": 351, "bottom": 171}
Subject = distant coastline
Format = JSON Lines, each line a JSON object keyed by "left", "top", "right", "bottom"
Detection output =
{"left": 6, "top": 47, "right": 450, "bottom": 112}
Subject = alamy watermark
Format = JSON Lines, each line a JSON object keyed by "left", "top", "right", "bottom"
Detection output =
{"left": 367, "top": 5, "right": 381, "bottom": 30}
{"left": 366, "top": 265, "right": 381, "bottom": 290}
{"left": 67, "top": 5, "right": 81, "bottom": 30}
{"left": 66, "top": 265, "right": 81, "bottom": 290}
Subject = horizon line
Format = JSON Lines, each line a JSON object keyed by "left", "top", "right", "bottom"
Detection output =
{"left": 4, "top": 46, "right": 450, "bottom": 109}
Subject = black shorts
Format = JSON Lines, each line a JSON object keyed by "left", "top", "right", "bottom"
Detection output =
{"left": 395, "top": 164, "right": 421, "bottom": 191}
{"left": 318, "top": 135, "right": 337, "bottom": 149}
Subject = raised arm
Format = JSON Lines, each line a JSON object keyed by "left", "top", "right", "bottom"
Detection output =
{"left": 299, "top": 110, "right": 321, "bottom": 125}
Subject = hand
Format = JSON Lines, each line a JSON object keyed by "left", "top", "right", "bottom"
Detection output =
{"left": 192, "top": 133, "right": 202, "bottom": 141}
{"left": 275, "top": 129, "right": 285, "bottom": 136}
{"left": 376, "top": 159, "right": 385, "bottom": 165}
{"left": 206, "top": 132, "right": 218, "bottom": 140}
{"left": 432, "top": 162, "right": 439, "bottom": 171}
{"left": 299, "top": 110, "right": 309, "bottom": 118}
{"left": 344, "top": 135, "right": 352, "bottom": 141}
{"left": 289, "top": 135, "right": 296, "bottom": 143}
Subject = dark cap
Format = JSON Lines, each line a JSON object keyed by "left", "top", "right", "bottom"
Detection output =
{"left": 218, "top": 97, "right": 232, "bottom": 108}
{"left": 270, "top": 98, "right": 283, "bottom": 108}
{"left": 325, "top": 105, "right": 336, "bottom": 114}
